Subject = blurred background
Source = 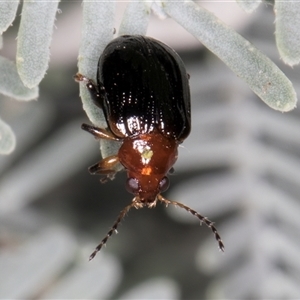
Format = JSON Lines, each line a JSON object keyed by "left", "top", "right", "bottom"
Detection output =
{"left": 1, "top": 1, "right": 300, "bottom": 299}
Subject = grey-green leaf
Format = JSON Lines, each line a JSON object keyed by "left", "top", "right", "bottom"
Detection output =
{"left": 163, "top": 0, "right": 297, "bottom": 112}
{"left": 275, "top": 1, "right": 300, "bottom": 66}
{"left": 0, "top": 1, "right": 19, "bottom": 34}
{"left": 0, "top": 56, "right": 38, "bottom": 100}
{"left": 77, "top": 1, "right": 115, "bottom": 129}
{"left": 16, "top": 0, "right": 60, "bottom": 88}
{"left": 0, "top": 118, "right": 16, "bottom": 155}
{"left": 119, "top": 1, "right": 151, "bottom": 36}
{"left": 77, "top": 2, "right": 124, "bottom": 167}
{"left": 236, "top": 0, "right": 262, "bottom": 13}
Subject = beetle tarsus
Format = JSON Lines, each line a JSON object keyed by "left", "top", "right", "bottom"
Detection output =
{"left": 74, "top": 73, "right": 106, "bottom": 109}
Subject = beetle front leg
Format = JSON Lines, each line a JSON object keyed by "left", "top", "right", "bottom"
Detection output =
{"left": 74, "top": 73, "right": 106, "bottom": 109}
{"left": 89, "top": 155, "right": 119, "bottom": 174}
{"left": 89, "top": 155, "right": 120, "bottom": 183}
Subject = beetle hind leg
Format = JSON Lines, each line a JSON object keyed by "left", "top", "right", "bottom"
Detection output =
{"left": 74, "top": 73, "right": 106, "bottom": 109}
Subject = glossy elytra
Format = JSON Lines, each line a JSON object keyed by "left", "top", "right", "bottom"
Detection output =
{"left": 75, "top": 35, "right": 224, "bottom": 260}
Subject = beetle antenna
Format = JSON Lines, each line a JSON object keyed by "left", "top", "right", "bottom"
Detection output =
{"left": 157, "top": 194, "right": 225, "bottom": 252}
{"left": 89, "top": 198, "right": 140, "bottom": 261}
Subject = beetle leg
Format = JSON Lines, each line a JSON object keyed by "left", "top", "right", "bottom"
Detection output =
{"left": 88, "top": 155, "right": 119, "bottom": 175}
{"left": 82, "top": 123, "right": 119, "bottom": 141}
{"left": 89, "top": 155, "right": 120, "bottom": 183}
{"left": 74, "top": 73, "right": 106, "bottom": 108}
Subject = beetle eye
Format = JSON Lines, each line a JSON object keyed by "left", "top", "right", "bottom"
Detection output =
{"left": 159, "top": 177, "right": 169, "bottom": 193}
{"left": 126, "top": 178, "right": 139, "bottom": 194}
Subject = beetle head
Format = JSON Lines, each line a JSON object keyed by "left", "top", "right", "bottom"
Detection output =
{"left": 118, "top": 130, "right": 178, "bottom": 204}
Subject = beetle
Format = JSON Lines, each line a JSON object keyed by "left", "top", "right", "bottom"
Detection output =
{"left": 75, "top": 35, "right": 224, "bottom": 260}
